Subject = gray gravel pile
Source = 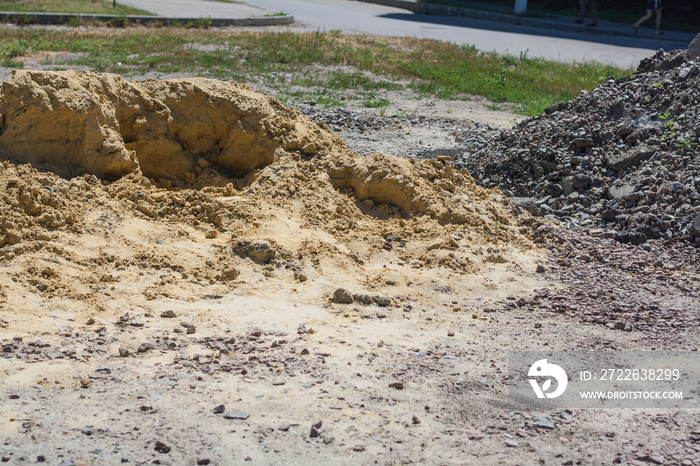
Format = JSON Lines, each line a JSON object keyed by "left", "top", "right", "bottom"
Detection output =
{"left": 296, "top": 103, "right": 483, "bottom": 159}
{"left": 297, "top": 104, "right": 404, "bottom": 133}
{"left": 458, "top": 43, "right": 700, "bottom": 246}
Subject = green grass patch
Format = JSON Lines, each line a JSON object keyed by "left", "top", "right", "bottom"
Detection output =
{"left": 394, "top": 40, "right": 621, "bottom": 115}
{"left": 0, "top": 0, "right": 151, "bottom": 15}
{"left": 362, "top": 94, "right": 391, "bottom": 110}
{"left": 296, "top": 70, "right": 403, "bottom": 92}
{"left": 0, "top": 29, "right": 631, "bottom": 116}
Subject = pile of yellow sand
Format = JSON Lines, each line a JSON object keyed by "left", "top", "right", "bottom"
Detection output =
{"left": 0, "top": 71, "right": 532, "bottom": 286}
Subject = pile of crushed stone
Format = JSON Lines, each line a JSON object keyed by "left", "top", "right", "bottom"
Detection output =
{"left": 296, "top": 104, "right": 487, "bottom": 161}
{"left": 0, "top": 70, "right": 534, "bottom": 304}
{"left": 459, "top": 36, "right": 700, "bottom": 246}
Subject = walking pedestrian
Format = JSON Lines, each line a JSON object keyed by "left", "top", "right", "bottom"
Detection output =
{"left": 632, "top": 0, "right": 663, "bottom": 35}
{"left": 574, "top": 0, "right": 598, "bottom": 27}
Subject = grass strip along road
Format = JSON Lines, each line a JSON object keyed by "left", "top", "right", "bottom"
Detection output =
{"left": 0, "top": 27, "right": 631, "bottom": 116}
{"left": 0, "top": 0, "right": 150, "bottom": 15}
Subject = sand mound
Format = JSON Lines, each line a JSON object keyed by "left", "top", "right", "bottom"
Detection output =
{"left": 0, "top": 70, "right": 521, "bottom": 230}
{"left": 0, "top": 70, "right": 539, "bottom": 315}
{"left": 0, "top": 70, "right": 333, "bottom": 180}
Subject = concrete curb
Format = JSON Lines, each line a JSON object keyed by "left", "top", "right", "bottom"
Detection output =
{"left": 0, "top": 11, "right": 294, "bottom": 27}
{"left": 355, "top": 0, "right": 693, "bottom": 46}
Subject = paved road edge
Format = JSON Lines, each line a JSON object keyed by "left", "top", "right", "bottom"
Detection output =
{"left": 0, "top": 11, "right": 294, "bottom": 27}
{"left": 354, "top": 0, "right": 694, "bottom": 45}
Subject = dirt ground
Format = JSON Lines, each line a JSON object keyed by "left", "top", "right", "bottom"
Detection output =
{"left": 0, "top": 65, "right": 699, "bottom": 466}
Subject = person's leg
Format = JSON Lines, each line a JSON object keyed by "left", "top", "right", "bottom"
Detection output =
{"left": 575, "top": 0, "right": 586, "bottom": 23}
{"left": 634, "top": 9, "right": 653, "bottom": 28}
{"left": 655, "top": 8, "right": 662, "bottom": 33}
{"left": 589, "top": 0, "right": 598, "bottom": 24}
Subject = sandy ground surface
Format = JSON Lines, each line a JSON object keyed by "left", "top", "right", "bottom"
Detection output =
{"left": 0, "top": 64, "right": 698, "bottom": 466}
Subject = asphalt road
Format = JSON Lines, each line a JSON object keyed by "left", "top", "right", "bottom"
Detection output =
{"left": 249, "top": 0, "right": 674, "bottom": 68}
{"left": 117, "top": 0, "right": 681, "bottom": 68}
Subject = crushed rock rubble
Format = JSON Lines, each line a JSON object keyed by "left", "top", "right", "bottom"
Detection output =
{"left": 297, "top": 104, "right": 489, "bottom": 160}
{"left": 458, "top": 40, "right": 700, "bottom": 247}
{"left": 523, "top": 224, "right": 700, "bottom": 340}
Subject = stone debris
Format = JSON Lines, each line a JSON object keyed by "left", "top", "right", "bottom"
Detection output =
{"left": 232, "top": 240, "right": 277, "bottom": 264}
{"left": 223, "top": 411, "right": 250, "bottom": 420}
{"left": 331, "top": 288, "right": 354, "bottom": 304}
{"left": 458, "top": 47, "right": 700, "bottom": 246}
{"left": 531, "top": 414, "right": 558, "bottom": 429}
{"left": 154, "top": 440, "right": 171, "bottom": 454}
